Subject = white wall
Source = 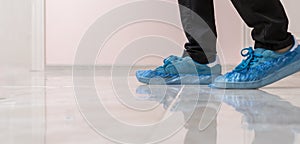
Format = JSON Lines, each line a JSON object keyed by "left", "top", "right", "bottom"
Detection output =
{"left": 282, "top": 0, "right": 300, "bottom": 41}
{"left": 215, "top": 0, "right": 244, "bottom": 65}
{"left": 0, "top": 0, "right": 36, "bottom": 86}
{"left": 45, "top": 0, "right": 246, "bottom": 66}
{"left": 0, "top": 0, "right": 32, "bottom": 69}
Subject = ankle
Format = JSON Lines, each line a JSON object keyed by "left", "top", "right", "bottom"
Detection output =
{"left": 276, "top": 44, "right": 293, "bottom": 53}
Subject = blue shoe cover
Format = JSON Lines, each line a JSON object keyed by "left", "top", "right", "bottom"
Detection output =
{"left": 136, "top": 55, "right": 222, "bottom": 85}
{"left": 212, "top": 37, "right": 300, "bottom": 89}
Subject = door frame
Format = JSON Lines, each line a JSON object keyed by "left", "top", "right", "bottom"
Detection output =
{"left": 31, "top": 0, "right": 45, "bottom": 71}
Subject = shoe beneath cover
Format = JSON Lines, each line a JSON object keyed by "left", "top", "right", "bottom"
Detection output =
{"left": 212, "top": 37, "right": 300, "bottom": 89}
{"left": 136, "top": 55, "right": 221, "bottom": 85}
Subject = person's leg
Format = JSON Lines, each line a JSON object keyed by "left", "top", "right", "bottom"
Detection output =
{"left": 178, "top": 0, "right": 217, "bottom": 64}
{"left": 136, "top": 0, "right": 222, "bottom": 85}
{"left": 212, "top": 0, "right": 300, "bottom": 89}
{"left": 231, "top": 0, "right": 294, "bottom": 50}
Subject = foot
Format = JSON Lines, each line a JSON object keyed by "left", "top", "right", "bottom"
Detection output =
{"left": 136, "top": 55, "right": 222, "bottom": 85}
{"left": 212, "top": 38, "right": 300, "bottom": 89}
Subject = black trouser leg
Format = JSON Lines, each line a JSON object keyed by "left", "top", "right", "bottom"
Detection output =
{"left": 179, "top": 0, "right": 294, "bottom": 64}
{"left": 178, "top": 0, "right": 217, "bottom": 64}
{"left": 231, "top": 0, "right": 294, "bottom": 50}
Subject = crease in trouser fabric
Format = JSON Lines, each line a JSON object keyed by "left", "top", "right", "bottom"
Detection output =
{"left": 178, "top": 0, "right": 293, "bottom": 64}
{"left": 178, "top": 0, "right": 217, "bottom": 64}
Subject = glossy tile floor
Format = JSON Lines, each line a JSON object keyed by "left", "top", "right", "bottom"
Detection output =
{"left": 1, "top": 67, "right": 300, "bottom": 144}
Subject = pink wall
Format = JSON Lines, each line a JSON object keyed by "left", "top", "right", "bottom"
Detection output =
{"left": 215, "top": 0, "right": 244, "bottom": 65}
{"left": 46, "top": 0, "right": 244, "bottom": 66}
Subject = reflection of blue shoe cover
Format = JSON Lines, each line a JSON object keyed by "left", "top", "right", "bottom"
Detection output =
{"left": 136, "top": 85, "right": 223, "bottom": 112}
{"left": 221, "top": 90, "right": 300, "bottom": 131}
{"left": 136, "top": 85, "right": 223, "bottom": 131}
{"left": 212, "top": 38, "right": 300, "bottom": 89}
{"left": 136, "top": 55, "right": 221, "bottom": 85}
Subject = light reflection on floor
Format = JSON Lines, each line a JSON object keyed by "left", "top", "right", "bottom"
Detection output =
{"left": 1, "top": 68, "right": 300, "bottom": 144}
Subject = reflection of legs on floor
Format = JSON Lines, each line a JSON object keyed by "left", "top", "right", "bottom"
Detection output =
{"left": 221, "top": 90, "right": 300, "bottom": 144}
{"left": 183, "top": 107, "right": 217, "bottom": 144}
{"left": 136, "top": 85, "right": 222, "bottom": 144}
{"left": 252, "top": 129, "right": 294, "bottom": 144}
{"left": 222, "top": 90, "right": 300, "bottom": 126}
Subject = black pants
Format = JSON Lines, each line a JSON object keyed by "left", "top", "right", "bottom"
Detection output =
{"left": 179, "top": 0, "right": 294, "bottom": 64}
